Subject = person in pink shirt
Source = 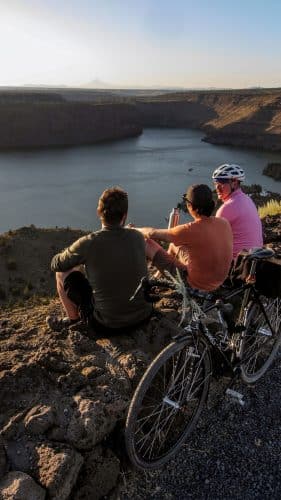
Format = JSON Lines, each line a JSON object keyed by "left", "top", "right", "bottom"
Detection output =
{"left": 212, "top": 164, "right": 263, "bottom": 259}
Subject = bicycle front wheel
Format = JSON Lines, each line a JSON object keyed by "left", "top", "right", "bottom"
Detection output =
{"left": 240, "top": 297, "right": 281, "bottom": 384}
{"left": 125, "top": 337, "right": 211, "bottom": 470}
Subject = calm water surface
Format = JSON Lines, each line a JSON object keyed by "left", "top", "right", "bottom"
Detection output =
{"left": 0, "top": 128, "right": 280, "bottom": 233}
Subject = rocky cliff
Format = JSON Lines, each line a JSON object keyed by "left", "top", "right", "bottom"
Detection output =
{"left": 263, "top": 162, "right": 281, "bottom": 181}
{"left": 136, "top": 89, "right": 281, "bottom": 151}
{"left": 1, "top": 88, "right": 281, "bottom": 151}
{"left": 0, "top": 91, "right": 141, "bottom": 149}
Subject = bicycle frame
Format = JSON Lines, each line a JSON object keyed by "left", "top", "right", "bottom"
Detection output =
{"left": 172, "top": 277, "right": 277, "bottom": 382}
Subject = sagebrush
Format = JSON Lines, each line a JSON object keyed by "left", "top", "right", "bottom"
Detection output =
{"left": 258, "top": 199, "right": 281, "bottom": 219}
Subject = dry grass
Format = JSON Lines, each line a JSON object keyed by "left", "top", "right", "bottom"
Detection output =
{"left": 258, "top": 199, "right": 281, "bottom": 219}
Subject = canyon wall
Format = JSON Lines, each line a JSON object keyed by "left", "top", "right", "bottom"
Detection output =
{"left": 136, "top": 90, "right": 281, "bottom": 151}
{"left": 0, "top": 88, "right": 281, "bottom": 151}
{"left": 0, "top": 92, "right": 141, "bottom": 149}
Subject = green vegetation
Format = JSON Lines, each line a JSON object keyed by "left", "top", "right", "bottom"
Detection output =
{"left": 258, "top": 199, "right": 281, "bottom": 219}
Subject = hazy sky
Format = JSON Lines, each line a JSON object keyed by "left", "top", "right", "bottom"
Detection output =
{"left": 1, "top": 0, "right": 281, "bottom": 89}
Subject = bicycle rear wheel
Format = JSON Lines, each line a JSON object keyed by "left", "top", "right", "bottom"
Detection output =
{"left": 240, "top": 297, "right": 281, "bottom": 383}
{"left": 125, "top": 337, "right": 211, "bottom": 470}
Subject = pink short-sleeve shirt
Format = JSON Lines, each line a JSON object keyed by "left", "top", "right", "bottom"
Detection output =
{"left": 216, "top": 189, "right": 263, "bottom": 258}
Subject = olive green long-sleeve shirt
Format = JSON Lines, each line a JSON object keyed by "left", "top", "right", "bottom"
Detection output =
{"left": 51, "top": 227, "right": 152, "bottom": 328}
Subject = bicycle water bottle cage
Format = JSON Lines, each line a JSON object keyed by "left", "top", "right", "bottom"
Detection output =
{"left": 246, "top": 247, "right": 275, "bottom": 261}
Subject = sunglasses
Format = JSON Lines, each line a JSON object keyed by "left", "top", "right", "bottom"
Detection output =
{"left": 183, "top": 195, "right": 192, "bottom": 204}
{"left": 213, "top": 178, "right": 231, "bottom": 185}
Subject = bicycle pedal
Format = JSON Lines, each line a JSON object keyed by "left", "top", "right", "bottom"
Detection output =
{"left": 225, "top": 388, "right": 245, "bottom": 406}
{"left": 257, "top": 327, "right": 272, "bottom": 337}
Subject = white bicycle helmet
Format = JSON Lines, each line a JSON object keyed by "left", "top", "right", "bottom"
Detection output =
{"left": 212, "top": 163, "right": 245, "bottom": 181}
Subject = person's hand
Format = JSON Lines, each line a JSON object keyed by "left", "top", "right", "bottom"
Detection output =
{"left": 136, "top": 227, "right": 154, "bottom": 239}
{"left": 126, "top": 223, "right": 135, "bottom": 228}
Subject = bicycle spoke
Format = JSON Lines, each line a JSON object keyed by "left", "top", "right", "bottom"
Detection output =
{"left": 157, "top": 408, "right": 181, "bottom": 453}
{"left": 185, "top": 348, "right": 207, "bottom": 401}
{"left": 146, "top": 405, "right": 177, "bottom": 459}
{"left": 136, "top": 404, "right": 167, "bottom": 455}
{"left": 187, "top": 373, "right": 211, "bottom": 402}
{"left": 240, "top": 297, "right": 281, "bottom": 383}
{"left": 135, "top": 405, "right": 164, "bottom": 428}
{"left": 126, "top": 340, "right": 210, "bottom": 468}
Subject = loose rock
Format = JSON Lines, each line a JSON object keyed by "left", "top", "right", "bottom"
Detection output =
{"left": 0, "top": 471, "right": 46, "bottom": 500}
{"left": 35, "top": 443, "right": 83, "bottom": 500}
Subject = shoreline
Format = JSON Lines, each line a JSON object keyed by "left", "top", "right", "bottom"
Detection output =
{"left": 0, "top": 88, "right": 280, "bottom": 151}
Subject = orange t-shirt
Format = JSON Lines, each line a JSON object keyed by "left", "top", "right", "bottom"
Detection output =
{"left": 169, "top": 216, "right": 233, "bottom": 291}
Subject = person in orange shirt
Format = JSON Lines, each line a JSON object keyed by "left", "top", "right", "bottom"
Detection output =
{"left": 138, "top": 184, "right": 233, "bottom": 292}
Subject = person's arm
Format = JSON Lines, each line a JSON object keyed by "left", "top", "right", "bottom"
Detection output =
{"left": 51, "top": 235, "right": 90, "bottom": 272}
{"left": 137, "top": 226, "right": 185, "bottom": 243}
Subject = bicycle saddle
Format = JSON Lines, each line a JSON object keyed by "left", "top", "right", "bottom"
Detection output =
{"left": 245, "top": 247, "right": 275, "bottom": 260}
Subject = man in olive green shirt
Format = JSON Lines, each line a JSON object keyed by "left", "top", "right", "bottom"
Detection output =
{"left": 47, "top": 187, "right": 152, "bottom": 331}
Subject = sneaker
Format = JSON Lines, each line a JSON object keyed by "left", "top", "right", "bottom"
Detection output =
{"left": 46, "top": 315, "right": 79, "bottom": 332}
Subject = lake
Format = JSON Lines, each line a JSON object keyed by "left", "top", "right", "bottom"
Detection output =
{"left": 0, "top": 128, "right": 280, "bottom": 233}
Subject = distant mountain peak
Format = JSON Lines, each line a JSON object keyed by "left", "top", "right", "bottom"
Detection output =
{"left": 82, "top": 79, "right": 112, "bottom": 89}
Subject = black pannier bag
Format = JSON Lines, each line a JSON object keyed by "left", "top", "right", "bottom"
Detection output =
{"left": 230, "top": 249, "right": 281, "bottom": 299}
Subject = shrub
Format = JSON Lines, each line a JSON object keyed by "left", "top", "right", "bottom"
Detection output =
{"left": 243, "top": 184, "right": 262, "bottom": 195}
{"left": 258, "top": 199, "right": 281, "bottom": 219}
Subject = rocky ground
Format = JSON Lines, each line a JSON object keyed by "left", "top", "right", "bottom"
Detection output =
{"left": 0, "top": 295, "right": 280, "bottom": 500}
{"left": 0, "top": 193, "right": 280, "bottom": 499}
{"left": 0, "top": 297, "right": 182, "bottom": 499}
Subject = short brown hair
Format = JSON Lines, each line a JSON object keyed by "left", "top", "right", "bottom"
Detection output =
{"left": 97, "top": 186, "right": 128, "bottom": 225}
{"left": 185, "top": 184, "right": 215, "bottom": 216}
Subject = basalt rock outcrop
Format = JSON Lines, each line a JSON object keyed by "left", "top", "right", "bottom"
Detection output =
{"left": 0, "top": 294, "right": 180, "bottom": 499}
{"left": 136, "top": 98, "right": 217, "bottom": 128}
{"left": 1, "top": 88, "right": 281, "bottom": 151}
{"left": 0, "top": 91, "right": 142, "bottom": 149}
{"left": 136, "top": 89, "right": 281, "bottom": 151}
{"left": 263, "top": 162, "right": 281, "bottom": 181}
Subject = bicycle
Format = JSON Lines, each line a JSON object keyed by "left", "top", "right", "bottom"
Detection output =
{"left": 125, "top": 247, "right": 281, "bottom": 470}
